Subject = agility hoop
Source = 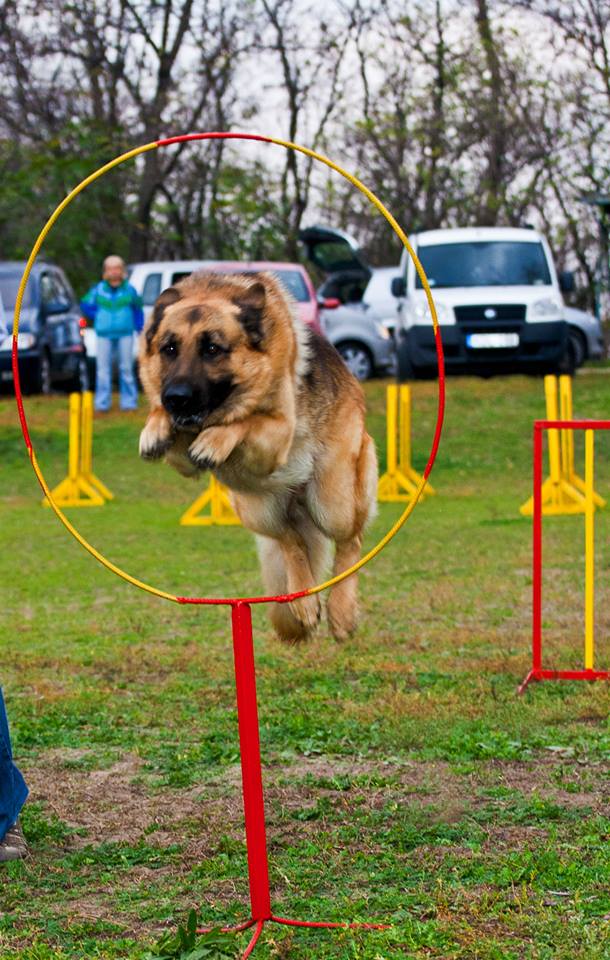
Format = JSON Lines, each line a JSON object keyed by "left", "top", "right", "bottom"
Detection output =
{"left": 13, "top": 131, "right": 445, "bottom": 607}
{"left": 12, "top": 132, "right": 446, "bottom": 955}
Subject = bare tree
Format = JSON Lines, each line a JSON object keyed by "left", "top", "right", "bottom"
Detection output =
{"left": 254, "top": 0, "right": 354, "bottom": 257}
{"left": 0, "top": 0, "right": 253, "bottom": 260}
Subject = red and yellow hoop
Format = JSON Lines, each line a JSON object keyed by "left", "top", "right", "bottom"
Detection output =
{"left": 12, "top": 132, "right": 445, "bottom": 606}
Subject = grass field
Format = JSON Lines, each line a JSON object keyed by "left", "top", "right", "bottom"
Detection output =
{"left": 0, "top": 370, "right": 609, "bottom": 959}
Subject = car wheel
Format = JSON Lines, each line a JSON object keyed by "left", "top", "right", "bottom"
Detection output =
{"left": 397, "top": 336, "right": 416, "bottom": 381}
{"left": 568, "top": 327, "right": 587, "bottom": 369}
{"left": 86, "top": 356, "right": 97, "bottom": 389}
{"left": 336, "top": 341, "right": 373, "bottom": 381}
{"left": 70, "top": 355, "right": 90, "bottom": 392}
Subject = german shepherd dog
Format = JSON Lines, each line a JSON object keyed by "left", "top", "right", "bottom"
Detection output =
{"left": 138, "top": 271, "right": 378, "bottom": 643}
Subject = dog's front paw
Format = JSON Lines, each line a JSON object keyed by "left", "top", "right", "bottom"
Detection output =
{"left": 139, "top": 412, "right": 173, "bottom": 460}
{"left": 188, "top": 426, "right": 240, "bottom": 470}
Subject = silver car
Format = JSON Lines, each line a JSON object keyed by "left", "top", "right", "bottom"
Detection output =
{"left": 299, "top": 226, "right": 398, "bottom": 380}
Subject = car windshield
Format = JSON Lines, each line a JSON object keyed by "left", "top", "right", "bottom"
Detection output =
{"left": 0, "top": 273, "right": 35, "bottom": 310}
{"left": 272, "top": 269, "right": 310, "bottom": 303}
{"left": 415, "top": 242, "right": 552, "bottom": 288}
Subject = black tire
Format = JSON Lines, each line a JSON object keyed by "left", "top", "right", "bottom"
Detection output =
{"left": 568, "top": 327, "right": 587, "bottom": 369}
{"left": 397, "top": 335, "right": 416, "bottom": 381}
{"left": 23, "top": 352, "right": 53, "bottom": 395}
{"left": 335, "top": 341, "right": 373, "bottom": 381}
{"left": 70, "top": 354, "right": 90, "bottom": 392}
{"left": 556, "top": 344, "right": 576, "bottom": 376}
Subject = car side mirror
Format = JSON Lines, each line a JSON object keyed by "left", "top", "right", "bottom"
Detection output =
{"left": 559, "top": 271, "right": 575, "bottom": 294}
{"left": 391, "top": 277, "right": 406, "bottom": 297}
{"left": 318, "top": 297, "right": 341, "bottom": 310}
{"left": 44, "top": 300, "right": 71, "bottom": 316}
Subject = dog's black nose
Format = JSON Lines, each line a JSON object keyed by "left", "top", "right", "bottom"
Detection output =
{"left": 162, "top": 381, "right": 200, "bottom": 419}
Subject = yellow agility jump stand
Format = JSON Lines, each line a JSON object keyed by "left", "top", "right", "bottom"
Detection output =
{"left": 520, "top": 375, "right": 605, "bottom": 517}
{"left": 43, "top": 391, "right": 113, "bottom": 507}
{"left": 378, "top": 383, "right": 435, "bottom": 502}
{"left": 180, "top": 475, "right": 241, "bottom": 526}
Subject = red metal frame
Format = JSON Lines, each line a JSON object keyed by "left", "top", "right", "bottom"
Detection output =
{"left": 518, "top": 419, "right": 610, "bottom": 694}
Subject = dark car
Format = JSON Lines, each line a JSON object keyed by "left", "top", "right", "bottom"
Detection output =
{"left": 0, "top": 261, "right": 89, "bottom": 394}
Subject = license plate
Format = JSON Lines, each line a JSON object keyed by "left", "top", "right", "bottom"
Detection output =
{"left": 466, "top": 332, "right": 519, "bottom": 349}
{"left": 1, "top": 370, "right": 13, "bottom": 381}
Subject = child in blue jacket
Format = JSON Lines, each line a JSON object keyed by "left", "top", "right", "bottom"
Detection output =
{"left": 81, "top": 256, "right": 144, "bottom": 412}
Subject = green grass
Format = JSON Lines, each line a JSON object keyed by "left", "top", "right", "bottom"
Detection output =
{"left": 0, "top": 369, "right": 609, "bottom": 958}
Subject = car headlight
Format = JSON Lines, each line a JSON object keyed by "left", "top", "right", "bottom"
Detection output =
{"left": 411, "top": 300, "right": 453, "bottom": 324}
{"left": 0, "top": 332, "right": 36, "bottom": 351}
{"left": 528, "top": 298, "right": 561, "bottom": 320}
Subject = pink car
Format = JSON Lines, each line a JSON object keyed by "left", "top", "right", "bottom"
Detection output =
{"left": 127, "top": 260, "right": 324, "bottom": 336}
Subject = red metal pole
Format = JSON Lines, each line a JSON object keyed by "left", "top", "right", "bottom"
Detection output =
{"left": 532, "top": 424, "right": 543, "bottom": 674}
{"left": 231, "top": 602, "right": 272, "bottom": 921}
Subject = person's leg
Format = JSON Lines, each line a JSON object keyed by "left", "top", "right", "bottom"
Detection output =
{"left": 0, "top": 689, "right": 28, "bottom": 860}
{"left": 95, "top": 336, "right": 113, "bottom": 412}
{"left": 118, "top": 334, "right": 138, "bottom": 411}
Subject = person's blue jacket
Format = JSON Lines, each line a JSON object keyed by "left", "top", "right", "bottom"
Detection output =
{"left": 80, "top": 280, "right": 144, "bottom": 339}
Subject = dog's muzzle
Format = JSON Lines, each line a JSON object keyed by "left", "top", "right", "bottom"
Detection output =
{"left": 161, "top": 380, "right": 203, "bottom": 427}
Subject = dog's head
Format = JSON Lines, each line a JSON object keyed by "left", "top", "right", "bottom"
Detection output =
{"left": 141, "top": 272, "right": 290, "bottom": 429}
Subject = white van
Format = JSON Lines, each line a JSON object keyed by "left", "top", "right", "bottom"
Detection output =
{"left": 392, "top": 226, "right": 572, "bottom": 378}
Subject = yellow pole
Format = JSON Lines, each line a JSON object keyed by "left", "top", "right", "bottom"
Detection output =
{"left": 584, "top": 429, "right": 595, "bottom": 670}
{"left": 559, "top": 375, "right": 574, "bottom": 480}
{"left": 545, "top": 376, "right": 561, "bottom": 487}
{"left": 387, "top": 384, "right": 397, "bottom": 474}
{"left": 68, "top": 393, "right": 81, "bottom": 487}
{"left": 399, "top": 385, "right": 411, "bottom": 475}
{"left": 80, "top": 390, "right": 92, "bottom": 476}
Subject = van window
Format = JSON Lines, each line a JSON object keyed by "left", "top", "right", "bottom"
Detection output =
{"left": 142, "top": 273, "right": 162, "bottom": 305}
{"left": 415, "top": 242, "right": 552, "bottom": 288}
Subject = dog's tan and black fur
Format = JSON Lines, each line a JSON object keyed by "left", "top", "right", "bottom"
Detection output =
{"left": 139, "top": 271, "right": 377, "bottom": 642}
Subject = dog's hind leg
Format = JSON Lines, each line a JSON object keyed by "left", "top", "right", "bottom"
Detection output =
{"left": 312, "top": 431, "right": 378, "bottom": 642}
{"left": 256, "top": 521, "right": 329, "bottom": 643}
{"left": 257, "top": 535, "right": 313, "bottom": 643}
{"left": 326, "top": 535, "right": 363, "bottom": 641}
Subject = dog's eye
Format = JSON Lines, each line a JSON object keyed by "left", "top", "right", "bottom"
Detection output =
{"left": 160, "top": 341, "right": 178, "bottom": 358}
{"left": 200, "top": 339, "right": 223, "bottom": 358}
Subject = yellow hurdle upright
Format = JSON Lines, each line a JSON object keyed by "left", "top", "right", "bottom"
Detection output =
{"left": 520, "top": 375, "right": 605, "bottom": 516}
{"left": 43, "top": 391, "right": 113, "bottom": 507}
{"left": 180, "top": 475, "right": 241, "bottom": 526}
{"left": 378, "top": 383, "right": 435, "bottom": 502}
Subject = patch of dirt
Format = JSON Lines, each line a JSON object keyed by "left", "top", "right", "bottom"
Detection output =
{"left": 23, "top": 752, "right": 230, "bottom": 851}
{"left": 22, "top": 751, "right": 609, "bottom": 859}
{"left": 484, "top": 756, "right": 610, "bottom": 814}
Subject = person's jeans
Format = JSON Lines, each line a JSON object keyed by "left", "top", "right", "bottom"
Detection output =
{"left": 0, "top": 689, "right": 28, "bottom": 841}
{"left": 95, "top": 335, "right": 138, "bottom": 411}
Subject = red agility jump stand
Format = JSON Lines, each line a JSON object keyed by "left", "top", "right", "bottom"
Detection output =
{"left": 203, "top": 601, "right": 388, "bottom": 954}
{"left": 519, "top": 419, "right": 610, "bottom": 694}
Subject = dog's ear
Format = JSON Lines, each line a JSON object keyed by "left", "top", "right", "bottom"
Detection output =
{"left": 234, "top": 280, "right": 266, "bottom": 349}
{"left": 145, "top": 287, "right": 182, "bottom": 353}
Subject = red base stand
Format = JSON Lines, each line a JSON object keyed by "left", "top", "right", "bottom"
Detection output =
{"left": 518, "top": 667, "right": 609, "bottom": 695}
{"left": 198, "top": 602, "right": 389, "bottom": 957}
